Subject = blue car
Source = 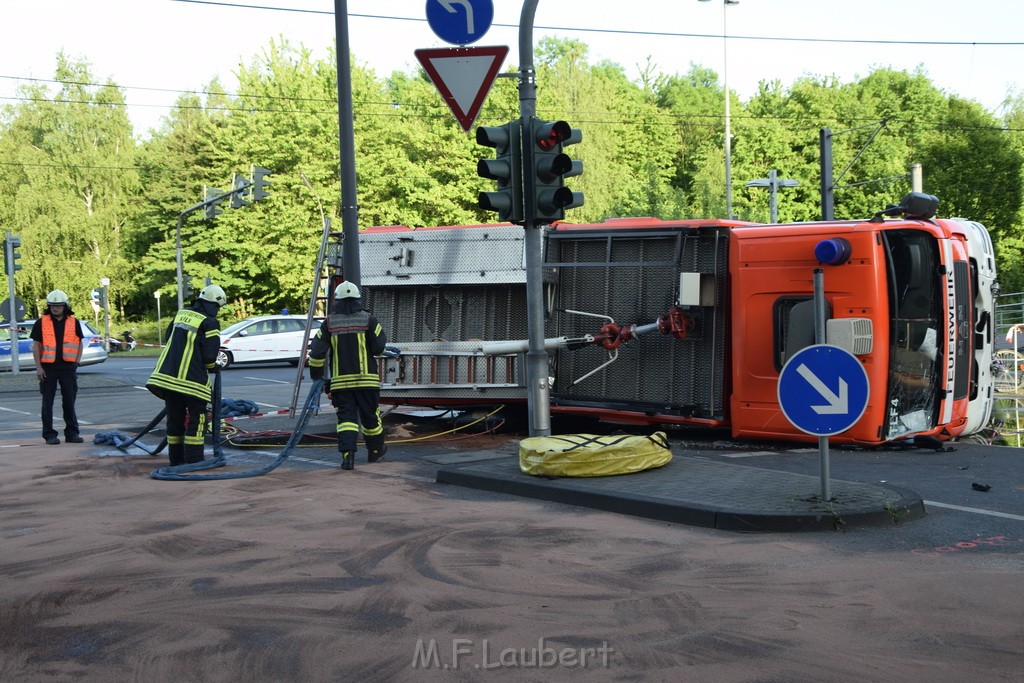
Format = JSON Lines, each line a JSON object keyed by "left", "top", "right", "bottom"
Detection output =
{"left": 0, "top": 322, "right": 34, "bottom": 372}
{"left": 0, "top": 319, "right": 108, "bottom": 371}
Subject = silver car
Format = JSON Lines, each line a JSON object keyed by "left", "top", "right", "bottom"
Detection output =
{"left": 0, "top": 319, "right": 108, "bottom": 371}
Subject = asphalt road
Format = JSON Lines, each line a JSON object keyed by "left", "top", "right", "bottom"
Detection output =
{"left": 2, "top": 355, "right": 1022, "bottom": 556}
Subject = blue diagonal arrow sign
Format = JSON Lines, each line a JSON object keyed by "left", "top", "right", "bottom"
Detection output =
{"left": 778, "top": 344, "right": 870, "bottom": 436}
{"left": 426, "top": 0, "right": 494, "bottom": 45}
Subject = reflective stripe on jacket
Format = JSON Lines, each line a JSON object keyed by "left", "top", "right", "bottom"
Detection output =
{"left": 308, "top": 310, "right": 387, "bottom": 391}
{"left": 146, "top": 306, "right": 220, "bottom": 402}
{"left": 40, "top": 314, "right": 82, "bottom": 363}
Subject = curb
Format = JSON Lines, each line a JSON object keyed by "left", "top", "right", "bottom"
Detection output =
{"left": 436, "top": 457, "right": 926, "bottom": 533}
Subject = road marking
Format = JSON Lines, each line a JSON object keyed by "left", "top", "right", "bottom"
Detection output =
{"left": 0, "top": 406, "right": 32, "bottom": 416}
{"left": 246, "top": 376, "right": 290, "bottom": 384}
{"left": 925, "top": 500, "right": 1024, "bottom": 522}
{"left": 255, "top": 402, "right": 281, "bottom": 408}
{"left": 719, "top": 451, "right": 776, "bottom": 458}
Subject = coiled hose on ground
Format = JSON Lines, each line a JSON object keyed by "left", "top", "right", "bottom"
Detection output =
{"left": 150, "top": 378, "right": 323, "bottom": 481}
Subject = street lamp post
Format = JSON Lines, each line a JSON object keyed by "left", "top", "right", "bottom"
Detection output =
{"left": 154, "top": 290, "right": 162, "bottom": 346}
{"left": 699, "top": 0, "right": 739, "bottom": 219}
{"left": 745, "top": 169, "right": 800, "bottom": 223}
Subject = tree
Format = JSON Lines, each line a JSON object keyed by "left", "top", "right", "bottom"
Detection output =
{"left": 0, "top": 54, "right": 138, "bottom": 316}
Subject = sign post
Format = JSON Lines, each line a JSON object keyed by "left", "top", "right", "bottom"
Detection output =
{"left": 778, "top": 344, "right": 870, "bottom": 500}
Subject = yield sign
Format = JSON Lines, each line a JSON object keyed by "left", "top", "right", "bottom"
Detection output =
{"left": 415, "top": 45, "right": 509, "bottom": 132}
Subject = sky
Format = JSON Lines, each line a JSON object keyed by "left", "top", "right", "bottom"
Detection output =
{"left": 1, "top": 0, "right": 1022, "bottom": 138}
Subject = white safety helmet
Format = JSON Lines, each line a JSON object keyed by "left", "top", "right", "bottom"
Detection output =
{"left": 46, "top": 289, "right": 70, "bottom": 306}
{"left": 334, "top": 281, "right": 361, "bottom": 300}
{"left": 199, "top": 284, "right": 227, "bottom": 306}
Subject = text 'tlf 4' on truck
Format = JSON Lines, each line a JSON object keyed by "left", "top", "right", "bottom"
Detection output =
{"left": 358, "top": 192, "right": 998, "bottom": 446}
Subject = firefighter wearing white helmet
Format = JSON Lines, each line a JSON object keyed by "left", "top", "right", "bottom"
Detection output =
{"left": 146, "top": 283, "right": 227, "bottom": 466}
{"left": 308, "top": 281, "right": 388, "bottom": 470}
{"left": 30, "top": 289, "right": 85, "bottom": 444}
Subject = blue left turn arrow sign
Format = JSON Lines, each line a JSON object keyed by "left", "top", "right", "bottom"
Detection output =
{"left": 426, "top": 0, "right": 494, "bottom": 45}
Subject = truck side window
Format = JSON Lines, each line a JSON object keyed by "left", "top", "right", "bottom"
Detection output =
{"left": 774, "top": 297, "right": 830, "bottom": 371}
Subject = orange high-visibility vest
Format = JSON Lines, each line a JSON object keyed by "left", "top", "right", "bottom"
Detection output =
{"left": 40, "top": 314, "right": 82, "bottom": 363}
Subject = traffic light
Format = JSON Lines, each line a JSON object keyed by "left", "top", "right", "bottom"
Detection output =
{"left": 476, "top": 121, "right": 523, "bottom": 224}
{"left": 204, "top": 186, "right": 224, "bottom": 220}
{"left": 529, "top": 118, "right": 584, "bottom": 221}
{"left": 3, "top": 232, "right": 21, "bottom": 274}
{"left": 231, "top": 172, "right": 251, "bottom": 209}
{"left": 98, "top": 286, "right": 108, "bottom": 309}
{"left": 183, "top": 275, "right": 194, "bottom": 300}
{"left": 251, "top": 165, "right": 272, "bottom": 202}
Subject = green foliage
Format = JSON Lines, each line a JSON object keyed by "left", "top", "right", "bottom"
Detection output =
{"left": 1, "top": 38, "right": 1023, "bottom": 314}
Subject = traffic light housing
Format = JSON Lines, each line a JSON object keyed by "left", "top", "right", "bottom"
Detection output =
{"left": 252, "top": 166, "right": 272, "bottom": 202}
{"left": 476, "top": 121, "right": 523, "bottom": 224}
{"left": 204, "top": 186, "right": 224, "bottom": 220}
{"left": 183, "top": 275, "right": 194, "bottom": 300}
{"left": 529, "top": 119, "right": 584, "bottom": 222}
{"left": 231, "top": 172, "right": 251, "bottom": 209}
{"left": 3, "top": 233, "right": 21, "bottom": 274}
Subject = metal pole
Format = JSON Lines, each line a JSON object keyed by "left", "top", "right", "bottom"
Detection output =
{"left": 518, "top": 0, "right": 550, "bottom": 436}
{"left": 4, "top": 231, "right": 18, "bottom": 374}
{"left": 175, "top": 213, "right": 185, "bottom": 309}
{"left": 819, "top": 128, "right": 834, "bottom": 220}
{"left": 813, "top": 268, "right": 832, "bottom": 501}
{"left": 155, "top": 292, "right": 162, "bottom": 346}
{"left": 335, "top": 0, "right": 361, "bottom": 286}
{"left": 101, "top": 278, "right": 111, "bottom": 354}
{"left": 768, "top": 169, "right": 779, "bottom": 224}
{"left": 722, "top": 2, "right": 733, "bottom": 219}
{"left": 911, "top": 162, "right": 923, "bottom": 192}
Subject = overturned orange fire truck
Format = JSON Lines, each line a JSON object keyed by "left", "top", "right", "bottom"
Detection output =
{"left": 357, "top": 193, "right": 997, "bottom": 445}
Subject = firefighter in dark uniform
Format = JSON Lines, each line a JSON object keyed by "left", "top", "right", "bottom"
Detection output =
{"left": 308, "top": 281, "right": 388, "bottom": 470}
{"left": 146, "top": 284, "right": 226, "bottom": 466}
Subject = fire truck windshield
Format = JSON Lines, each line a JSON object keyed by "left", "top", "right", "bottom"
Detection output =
{"left": 883, "top": 230, "right": 942, "bottom": 439}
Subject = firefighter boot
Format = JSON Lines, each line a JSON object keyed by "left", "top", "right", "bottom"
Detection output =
{"left": 168, "top": 442, "right": 185, "bottom": 467}
{"left": 367, "top": 439, "right": 388, "bottom": 463}
{"left": 183, "top": 443, "right": 206, "bottom": 465}
{"left": 340, "top": 451, "right": 355, "bottom": 470}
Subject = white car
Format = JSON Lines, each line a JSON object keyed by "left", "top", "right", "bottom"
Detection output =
{"left": 216, "top": 315, "right": 322, "bottom": 370}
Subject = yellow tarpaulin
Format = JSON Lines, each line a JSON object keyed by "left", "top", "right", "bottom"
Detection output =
{"left": 519, "top": 432, "right": 672, "bottom": 477}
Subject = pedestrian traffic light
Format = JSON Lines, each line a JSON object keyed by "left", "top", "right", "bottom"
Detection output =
{"left": 529, "top": 118, "right": 584, "bottom": 221}
{"left": 231, "top": 172, "right": 251, "bottom": 209}
{"left": 99, "top": 286, "right": 108, "bottom": 309}
{"left": 251, "top": 166, "right": 272, "bottom": 202}
{"left": 476, "top": 121, "right": 523, "bottom": 224}
{"left": 204, "top": 186, "right": 224, "bottom": 220}
{"left": 183, "top": 275, "right": 194, "bottom": 300}
{"left": 3, "top": 233, "right": 21, "bottom": 273}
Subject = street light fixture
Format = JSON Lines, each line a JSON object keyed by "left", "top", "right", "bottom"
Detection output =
{"left": 699, "top": 0, "right": 740, "bottom": 219}
{"left": 745, "top": 169, "right": 800, "bottom": 223}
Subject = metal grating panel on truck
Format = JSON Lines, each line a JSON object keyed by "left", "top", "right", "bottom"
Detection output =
{"left": 546, "top": 227, "right": 729, "bottom": 419}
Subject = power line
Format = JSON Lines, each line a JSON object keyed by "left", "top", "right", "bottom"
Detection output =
{"left": 168, "top": 0, "right": 1024, "bottom": 47}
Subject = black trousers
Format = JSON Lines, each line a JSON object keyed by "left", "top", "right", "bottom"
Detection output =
{"left": 164, "top": 392, "right": 208, "bottom": 465}
{"left": 331, "top": 388, "right": 384, "bottom": 454}
{"left": 40, "top": 363, "right": 79, "bottom": 440}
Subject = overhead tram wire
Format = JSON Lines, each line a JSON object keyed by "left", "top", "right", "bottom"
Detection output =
{"left": 166, "top": 1, "right": 1024, "bottom": 48}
